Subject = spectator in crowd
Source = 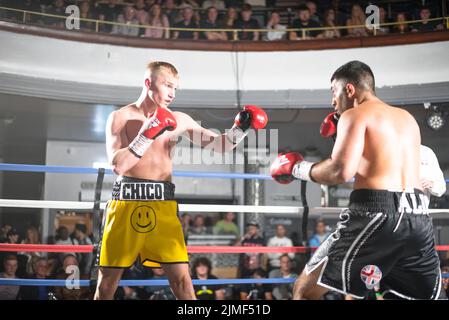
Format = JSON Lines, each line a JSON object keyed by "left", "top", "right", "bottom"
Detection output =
{"left": 213, "top": 212, "right": 240, "bottom": 239}
{"left": 188, "top": 214, "right": 210, "bottom": 235}
{"left": 412, "top": 6, "right": 443, "bottom": 33}
{"left": 289, "top": 5, "right": 321, "bottom": 40}
{"left": 145, "top": 267, "right": 176, "bottom": 299}
{"left": 442, "top": 266, "right": 449, "bottom": 298}
{"left": 308, "top": 218, "right": 330, "bottom": 247}
{"left": 220, "top": 6, "right": 238, "bottom": 40}
{"left": 134, "top": 0, "right": 149, "bottom": 25}
{"left": 111, "top": 5, "right": 140, "bottom": 36}
{"left": 143, "top": 3, "right": 170, "bottom": 38}
{"left": 79, "top": 0, "right": 96, "bottom": 31}
{"left": 317, "top": 8, "right": 340, "bottom": 39}
{"left": 180, "top": 213, "right": 192, "bottom": 237}
{"left": 172, "top": 5, "right": 199, "bottom": 39}
{"left": 200, "top": 6, "right": 227, "bottom": 40}
{"left": 98, "top": 0, "right": 121, "bottom": 32}
{"left": 18, "top": 257, "right": 51, "bottom": 300}
{"left": 53, "top": 254, "right": 90, "bottom": 300}
{"left": 44, "top": 0, "right": 66, "bottom": 27}
{"left": 162, "top": 0, "right": 178, "bottom": 26}
{"left": 240, "top": 268, "right": 273, "bottom": 300}
{"left": 2, "top": 228, "right": 27, "bottom": 277}
{"left": 306, "top": 1, "right": 320, "bottom": 24}
{"left": 393, "top": 12, "right": 410, "bottom": 34}
{"left": 20, "top": 226, "right": 46, "bottom": 275}
{"left": 266, "top": 224, "right": 294, "bottom": 271}
{"left": 73, "top": 224, "right": 93, "bottom": 276}
{"left": 191, "top": 256, "right": 225, "bottom": 300}
{"left": 345, "top": 4, "right": 368, "bottom": 37}
{"left": 202, "top": 0, "right": 225, "bottom": 11}
{"left": 263, "top": 11, "right": 287, "bottom": 40}
{"left": 0, "top": 255, "right": 20, "bottom": 300}
{"left": 0, "top": 223, "right": 12, "bottom": 243}
{"left": 234, "top": 3, "right": 260, "bottom": 40}
{"left": 370, "top": 6, "right": 390, "bottom": 35}
{"left": 55, "top": 225, "right": 79, "bottom": 266}
{"left": 238, "top": 221, "right": 266, "bottom": 278}
{"left": 269, "top": 254, "right": 298, "bottom": 300}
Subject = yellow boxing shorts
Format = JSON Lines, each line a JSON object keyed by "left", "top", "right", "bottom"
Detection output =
{"left": 98, "top": 176, "right": 188, "bottom": 268}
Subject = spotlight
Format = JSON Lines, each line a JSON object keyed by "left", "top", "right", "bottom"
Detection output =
{"left": 425, "top": 105, "right": 446, "bottom": 131}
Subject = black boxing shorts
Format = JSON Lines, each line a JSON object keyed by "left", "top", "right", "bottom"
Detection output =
{"left": 305, "top": 188, "right": 443, "bottom": 300}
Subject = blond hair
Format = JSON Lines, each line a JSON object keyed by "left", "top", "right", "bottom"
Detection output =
{"left": 146, "top": 61, "right": 178, "bottom": 80}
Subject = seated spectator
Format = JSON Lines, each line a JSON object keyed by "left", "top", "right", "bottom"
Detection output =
{"left": 135, "top": 0, "right": 149, "bottom": 25}
{"left": 412, "top": 6, "right": 444, "bottom": 33}
{"left": 306, "top": 1, "right": 320, "bottom": 24}
{"left": 393, "top": 12, "right": 410, "bottom": 34}
{"left": 172, "top": 5, "right": 199, "bottom": 40}
{"left": 346, "top": 4, "right": 368, "bottom": 37}
{"left": 188, "top": 214, "right": 210, "bottom": 235}
{"left": 238, "top": 221, "right": 265, "bottom": 278}
{"left": 18, "top": 257, "right": 51, "bottom": 300}
{"left": 143, "top": 3, "right": 170, "bottom": 39}
{"left": 317, "top": 8, "right": 340, "bottom": 39}
{"left": 213, "top": 212, "right": 240, "bottom": 238}
{"left": 0, "top": 223, "right": 12, "bottom": 243}
{"left": 55, "top": 225, "right": 79, "bottom": 264}
{"left": 98, "top": 0, "right": 122, "bottom": 33}
{"left": 180, "top": 213, "right": 192, "bottom": 236}
{"left": 73, "top": 224, "right": 93, "bottom": 276}
{"left": 289, "top": 5, "right": 321, "bottom": 40}
{"left": 220, "top": 6, "right": 238, "bottom": 40}
{"left": 191, "top": 257, "right": 225, "bottom": 300}
{"left": 79, "top": 0, "right": 95, "bottom": 31}
{"left": 240, "top": 268, "right": 273, "bottom": 300}
{"left": 20, "top": 226, "right": 46, "bottom": 276}
{"left": 162, "top": 0, "right": 178, "bottom": 26}
{"left": 200, "top": 6, "right": 227, "bottom": 40}
{"left": 53, "top": 254, "right": 90, "bottom": 300}
{"left": 375, "top": 6, "right": 390, "bottom": 35}
{"left": 308, "top": 218, "right": 330, "bottom": 247}
{"left": 266, "top": 224, "right": 294, "bottom": 271}
{"left": 44, "top": 0, "right": 66, "bottom": 28}
{"left": 111, "top": 5, "right": 140, "bottom": 37}
{"left": 145, "top": 267, "right": 176, "bottom": 299}
{"left": 3, "top": 228, "right": 27, "bottom": 277}
{"left": 269, "top": 254, "right": 298, "bottom": 300}
{"left": 0, "top": 255, "right": 20, "bottom": 300}
{"left": 234, "top": 3, "right": 260, "bottom": 40}
{"left": 263, "top": 11, "right": 287, "bottom": 41}
{"left": 202, "top": 0, "right": 225, "bottom": 11}
{"left": 442, "top": 266, "right": 449, "bottom": 298}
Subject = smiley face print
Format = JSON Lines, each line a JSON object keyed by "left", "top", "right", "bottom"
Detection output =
{"left": 130, "top": 205, "right": 157, "bottom": 233}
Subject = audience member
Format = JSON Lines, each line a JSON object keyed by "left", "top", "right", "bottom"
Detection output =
{"left": 213, "top": 212, "right": 240, "bottom": 238}
{"left": 308, "top": 218, "right": 330, "bottom": 247}
{"left": 188, "top": 214, "right": 210, "bottom": 235}
{"left": 18, "top": 257, "right": 51, "bottom": 300}
{"left": 172, "top": 5, "right": 199, "bottom": 39}
{"left": 0, "top": 255, "right": 20, "bottom": 300}
{"left": 345, "top": 4, "right": 368, "bottom": 37}
{"left": 200, "top": 6, "right": 227, "bottom": 40}
{"left": 393, "top": 12, "right": 410, "bottom": 34}
{"left": 289, "top": 5, "right": 321, "bottom": 40}
{"left": 111, "top": 5, "right": 140, "bottom": 36}
{"left": 191, "top": 256, "right": 225, "bottom": 300}
{"left": 234, "top": 3, "right": 260, "bottom": 40}
{"left": 73, "top": 224, "right": 93, "bottom": 276}
{"left": 239, "top": 221, "right": 265, "bottom": 278}
{"left": 412, "top": 6, "right": 443, "bottom": 32}
{"left": 266, "top": 224, "right": 294, "bottom": 271}
{"left": 143, "top": 3, "right": 170, "bottom": 38}
{"left": 240, "top": 268, "right": 273, "bottom": 300}
{"left": 317, "top": 8, "right": 340, "bottom": 38}
{"left": 263, "top": 11, "right": 286, "bottom": 40}
{"left": 202, "top": 0, "right": 225, "bottom": 11}
{"left": 269, "top": 254, "right": 297, "bottom": 300}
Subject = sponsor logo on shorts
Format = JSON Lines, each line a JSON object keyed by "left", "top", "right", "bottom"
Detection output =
{"left": 360, "top": 264, "right": 382, "bottom": 289}
{"left": 121, "top": 183, "right": 165, "bottom": 200}
{"left": 130, "top": 205, "right": 157, "bottom": 233}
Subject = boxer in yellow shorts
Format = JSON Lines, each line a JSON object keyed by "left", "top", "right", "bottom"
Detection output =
{"left": 99, "top": 177, "right": 188, "bottom": 268}
{"left": 93, "top": 61, "right": 267, "bottom": 300}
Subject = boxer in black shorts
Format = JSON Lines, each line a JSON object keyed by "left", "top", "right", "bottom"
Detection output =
{"left": 270, "top": 61, "right": 445, "bottom": 299}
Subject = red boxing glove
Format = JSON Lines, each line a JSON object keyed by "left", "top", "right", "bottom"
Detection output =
{"left": 235, "top": 105, "right": 268, "bottom": 131}
{"left": 129, "top": 108, "right": 177, "bottom": 158}
{"left": 320, "top": 111, "right": 339, "bottom": 139}
{"left": 270, "top": 152, "right": 304, "bottom": 184}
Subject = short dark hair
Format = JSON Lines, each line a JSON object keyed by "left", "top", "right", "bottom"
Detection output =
{"left": 298, "top": 5, "right": 310, "bottom": 13}
{"left": 242, "top": 3, "right": 252, "bottom": 11}
{"left": 331, "top": 60, "right": 375, "bottom": 92}
{"left": 75, "top": 223, "right": 87, "bottom": 234}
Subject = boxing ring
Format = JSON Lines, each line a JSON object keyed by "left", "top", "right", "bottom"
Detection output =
{"left": 0, "top": 163, "right": 448, "bottom": 292}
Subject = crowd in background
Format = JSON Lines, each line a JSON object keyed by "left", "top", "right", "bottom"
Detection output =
{"left": 1, "top": 213, "right": 448, "bottom": 300}
{"left": 0, "top": 0, "right": 446, "bottom": 40}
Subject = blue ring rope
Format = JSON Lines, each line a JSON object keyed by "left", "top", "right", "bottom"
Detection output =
{"left": 0, "top": 278, "right": 295, "bottom": 287}
{"left": 0, "top": 163, "right": 447, "bottom": 183}
{"left": 0, "top": 163, "right": 273, "bottom": 180}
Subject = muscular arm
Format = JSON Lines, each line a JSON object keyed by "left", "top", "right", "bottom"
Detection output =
{"left": 106, "top": 111, "right": 140, "bottom": 175}
{"left": 310, "top": 110, "right": 365, "bottom": 185}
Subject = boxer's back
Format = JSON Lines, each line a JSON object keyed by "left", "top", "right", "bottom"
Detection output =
{"left": 354, "top": 101, "right": 421, "bottom": 191}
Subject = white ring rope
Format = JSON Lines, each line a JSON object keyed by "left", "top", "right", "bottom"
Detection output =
{"left": 0, "top": 198, "right": 448, "bottom": 214}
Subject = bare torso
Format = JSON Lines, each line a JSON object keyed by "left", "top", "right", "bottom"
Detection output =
{"left": 352, "top": 101, "right": 421, "bottom": 191}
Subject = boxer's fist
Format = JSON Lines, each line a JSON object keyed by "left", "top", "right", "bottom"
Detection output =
{"left": 270, "top": 152, "right": 304, "bottom": 184}
{"left": 140, "top": 107, "right": 177, "bottom": 140}
{"left": 320, "top": 111, "right": 339, "bottom": 139}
{"left": 129, "top": 108, "right": 177, "bottom": 158}
{"left": 235, "top": 105, "right": 268, "bottom": 131}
